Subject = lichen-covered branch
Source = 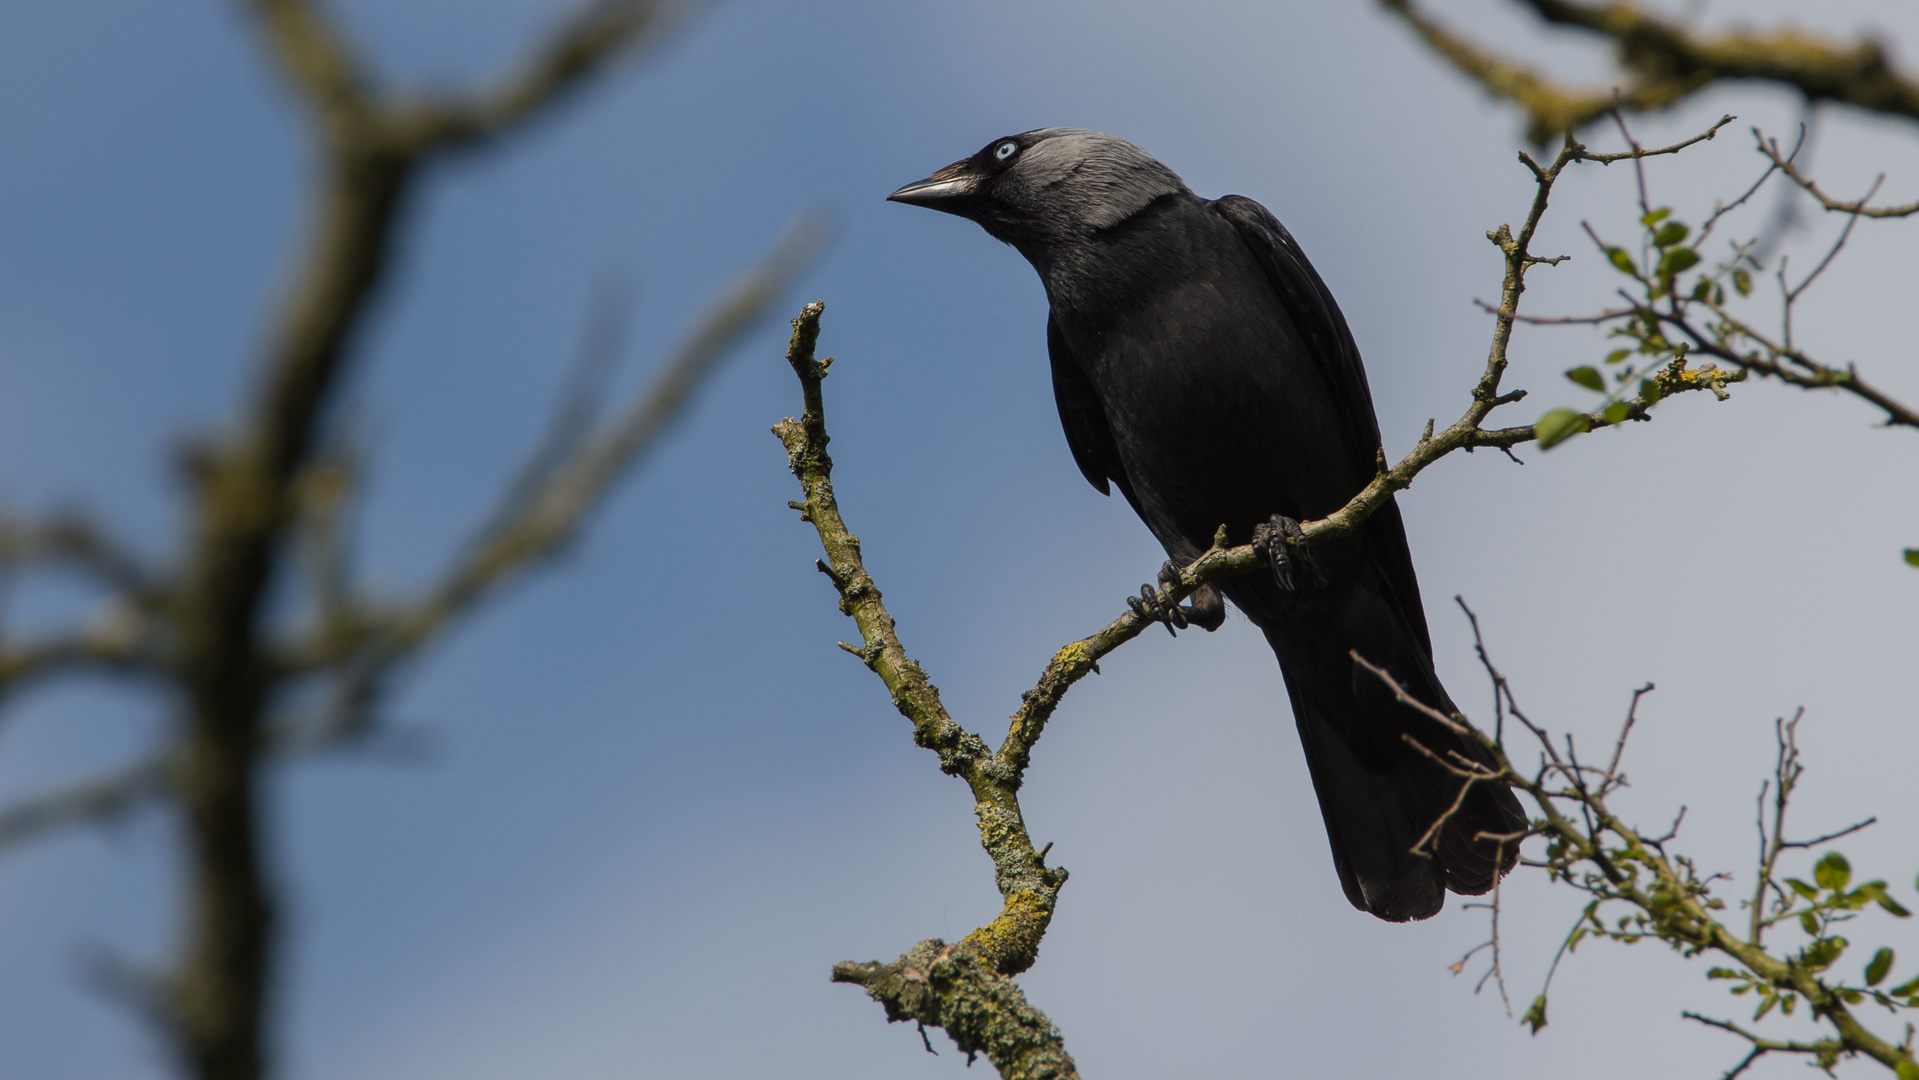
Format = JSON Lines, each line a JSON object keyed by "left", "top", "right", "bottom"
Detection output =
{"left": 1380, "top": 0, "right": 1919, "bottom": 142}
{"left": 832, "top": 942, "right": 1076, "bottom": 1080}
{"left": 775, "top": 302, "right": 1076, "bottom": 1077}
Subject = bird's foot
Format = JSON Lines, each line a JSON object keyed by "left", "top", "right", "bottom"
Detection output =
{"left": 1126, "top": 561, "right": 1226, "bottom": 636}
{"left": 1252, "top": 515, "right": 1327, "bottom": 592}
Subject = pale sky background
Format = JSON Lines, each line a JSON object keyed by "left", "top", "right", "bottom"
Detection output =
{"left": 2, "top": 1, "right": 1917, "bottom": 1078}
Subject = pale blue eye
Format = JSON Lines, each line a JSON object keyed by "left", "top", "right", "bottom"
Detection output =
{"left": 995, "top": 141, "right": 1018, "bottom": 160}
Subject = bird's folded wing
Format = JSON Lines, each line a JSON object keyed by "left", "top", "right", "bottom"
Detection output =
{"left": 1048, "top": 314, "right": 1134, "bottom": 502}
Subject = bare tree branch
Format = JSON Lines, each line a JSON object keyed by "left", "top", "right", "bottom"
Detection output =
{"left": 130, "top": 4, "right": 771, "bottom": 1077}
{"left": 0, "top": 757, "right": 173, "bottom": 853}
{"left": 1362, "top": 627, "right": 1919, "bottom": 1077}
{"left": 237, "top": 0, "right": 374, "bottom": 140}
{"left": 0, "top": 511, "right": 163, "bottom": 603}
{"left": 0, "top": 631, "right": 158, "bottom": 704}
{"left": 385, "top": 213, "right": 828, "bottom": 665}
{"left": 1756, "top": 130, "right": 1919, "bottom": 219}
{"left": 387, "top": 0, "right": 701, "bottom": 153}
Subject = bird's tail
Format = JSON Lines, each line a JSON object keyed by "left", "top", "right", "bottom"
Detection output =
{"left": 1260, "top": 612, "right": 1526, "bottom": 922}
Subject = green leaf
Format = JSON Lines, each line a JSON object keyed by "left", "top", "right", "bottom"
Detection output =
{"left": 1523, "top": 994, "right": 1549, "bottom": 1034}
{"left": 1658, "top": 247, "right": 1702, "bottom": 277}
{"left": 1816, "top": 852, "right": 1853, "bottom": 892}
{"left": 1691, "top": 278, "right": 1713, "bottom": 301}
{"left": 1895, "top": 1062, "right": 1919, "bottom": 1080}
{"left": 1867, "top": 947, "right": 1895, "bottom": 986}
{"left": 1642, "top": 207, "right": 1673, "bottom": 226}
{"left": 1733, "top": 268, "right": 1753, "bottom": 296}
{"left": 1606, "top": 247, "right": 1638, "bottom": 276}
{"left": 1605, "top": 348, "right": 1632, "bottom": 365}
{"left": 1602, "top": 401, "right": 1631, "bottom": 425}
{"left": 1653, "top": 222, "right": 1691, "bottom": 247}
{"left": 1891, "top": 973, "right": 1919, "bottom": 997}
{"left": 1706, "top": 967, "right": 1741, "bottom": 980}
{"left": 1802, "top": 911, "right": 1821, "bottom": 935}
{"left": 1803, "top": 936, "right": 1848, "bottom": 970}
{"left": 1566, "top": 366, "right": 1605, "bottom": 392}
{"left": 1904, "top": 548, "right": 1919, "bottom": 568}
{"left": 1639, "top": 378, "right": 1665, "bottom": 404}
{"left": 1787, "top": 878, "right": 1819, "bottom": 900}
{"left": 1852, "top": 882, "right": 1908, "bottom": 916}
{"left": 1535, "top": 408, "right": 1591, "bottom": 449}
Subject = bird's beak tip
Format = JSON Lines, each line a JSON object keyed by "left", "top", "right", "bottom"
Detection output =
{"left": 886, "top": 172, "right": 978, "bottom": 210}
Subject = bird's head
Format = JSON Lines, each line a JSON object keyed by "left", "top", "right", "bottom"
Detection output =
{"left": 887, "top": 128, "right": 1189, "bottom": 247}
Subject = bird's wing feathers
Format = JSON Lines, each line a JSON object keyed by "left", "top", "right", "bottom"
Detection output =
{"left": 1212, "top": 194, "right": 1435, "bottom": 661}
{"left": 1048, "top": 314, "right": 1130, "bottom": 500}
{"left": 1210, "top": 195, "right": 1381, "bottom": 471}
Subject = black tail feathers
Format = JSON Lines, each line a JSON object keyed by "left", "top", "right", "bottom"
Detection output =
{"left": 1265, "top": 624, "right": 1526, "bottom": 922}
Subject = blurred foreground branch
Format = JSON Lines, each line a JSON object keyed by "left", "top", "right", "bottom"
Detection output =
{"left": 0, "top": 3, "right": 818, "bottom": 1079}
{"left": 1380, "top": 0, "right": 1919, "bottom": 142}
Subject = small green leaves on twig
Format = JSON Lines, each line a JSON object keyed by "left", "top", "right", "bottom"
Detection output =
{"left": 1408, "top": 620, "right": 1919, "bottom": 1079}
{"left": 1507, "top": 118, "right": 1918, "bottom": 437}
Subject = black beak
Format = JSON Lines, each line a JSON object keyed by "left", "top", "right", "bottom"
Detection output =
{"left": 886, "top": 161, "right": 979, "bottom": 214}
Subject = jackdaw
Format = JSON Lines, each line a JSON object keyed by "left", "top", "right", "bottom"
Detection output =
{"left": 888, "top": 128, "right": 1525, "bottom": 922}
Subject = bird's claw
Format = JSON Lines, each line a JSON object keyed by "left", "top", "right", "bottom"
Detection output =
{"left": 1126, "top": 561, "right": 1225, "bottom": 635}
{"left": 1253, "top": 515, "right": 1326, "bottom": 592}
{"left": 1128, "top": 583, "right": 1185, "bottom": 636}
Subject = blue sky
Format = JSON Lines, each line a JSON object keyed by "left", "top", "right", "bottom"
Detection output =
{"left": 2, "top": 1, "right": 1917, "bottom": 1077}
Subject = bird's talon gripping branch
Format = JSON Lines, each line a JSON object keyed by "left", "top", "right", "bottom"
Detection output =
{"left": 1172, "top": 565, "right": 1225, "bottom": 632}
{"left": 1126, "top": 583, "right": 1183, "bottom": 636}
{"left": 1125, "top": 561, "right": 1224, "bottom": 635}
{"left": 1252, "top": 514, "right": 1326, "bottom": 593}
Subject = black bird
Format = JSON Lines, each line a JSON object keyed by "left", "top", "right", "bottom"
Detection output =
{"left": 889, "top": 128, "right": 1525, "bottom": 921}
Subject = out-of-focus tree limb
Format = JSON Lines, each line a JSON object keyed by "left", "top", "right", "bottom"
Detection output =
{"left": 0, "top": 632, "right": 158, "bottom": 706}
{"left": 0, "top": 757, "right": 173, "bottom": 853}
{"left": 238, "top": 0, "right": 373, "bottom": 140}
{"left": 4, "top": 4, "right": 807, "bottom": 1079}
{"left": 272, "top": 215, "right": 827, "bottom": 750}
{"left": 149, "top": 4, "right": 741, "bottom": 1078}
{"left": 1379, "top": 0, "right": 1919, "bottom": 141}
{"left": 387, "top": 0, "right": 699, "bottom": 153}
{"left": 396, "top": 213, "right": 828, "bottom": 653}
{"left": 0, "top": 511, "right": 162, "bottom": 605}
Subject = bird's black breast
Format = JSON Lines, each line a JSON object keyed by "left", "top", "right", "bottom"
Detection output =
{"left": 1042, "top": 195, "right": 1367, "bottom": 562}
